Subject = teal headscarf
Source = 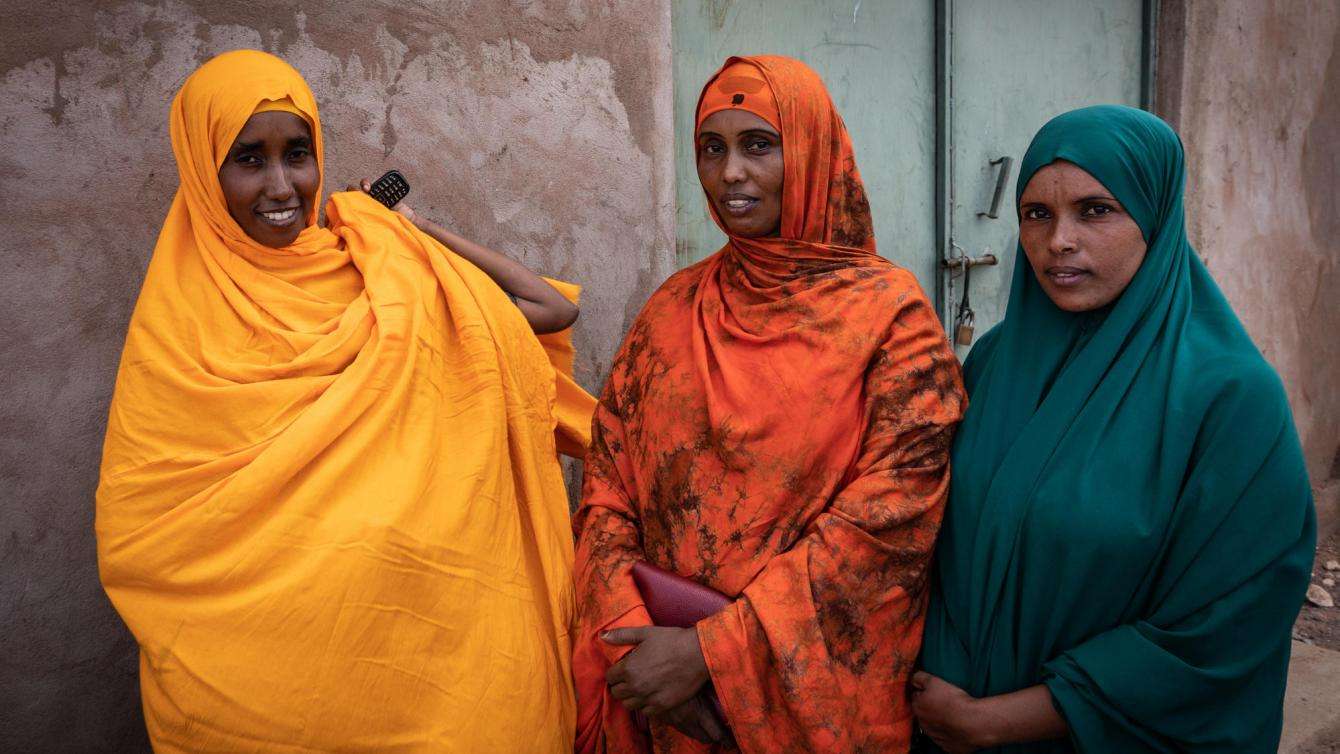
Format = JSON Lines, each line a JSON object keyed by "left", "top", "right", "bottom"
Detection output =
{"left": 920, "top": 105, "right": 1315, "bottom": 753}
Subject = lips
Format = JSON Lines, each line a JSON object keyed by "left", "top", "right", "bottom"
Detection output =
{"left": 256, "top": 206, "right": 300, "bottom": 226}
{"left": 719, "top": 193, "right": 758, "bottom": 217}
{"left": 1046, "top": 266, "right": 1089, "bottom": 287}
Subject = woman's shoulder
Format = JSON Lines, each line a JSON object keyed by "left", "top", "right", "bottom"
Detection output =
{"left": 1176, "top": 273, "right": 1292, "bottom": 416}
{"left": 834, "top": 258, "right": 938, "bottom": 317}
{"left": 1177, "top": 314, "right": 1288, "bottom": 414}
{"left": 636, "top": 252, "right": 720, "bottom": 315}
{"left": 1175, "top": 342, "right": 1310, "bottom": 525}
{"left": 1190, "top": 349, "right": 1291, "bottom": 430}
{"left": 842, "top": 256, "right": 921, "bottom": 290}
{"left": 604, "top": 253, "right": 719, "bottom": 370}
{"left": 1163, "top": 331, "right": 1300, "bottom": 486}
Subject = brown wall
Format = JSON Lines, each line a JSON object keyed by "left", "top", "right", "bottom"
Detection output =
{"left": 0, "top": 1, "right": 674, "bottom": 750}
{"left": 1158, "top": 0, "right": 1340, "bottom": 535}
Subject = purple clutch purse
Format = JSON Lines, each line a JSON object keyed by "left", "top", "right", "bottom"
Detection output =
{"left": 628, "top": 561, "right": 732, "bottom": 735}
{"left": 631, "top": 561, "right": 732, "bottom": 626}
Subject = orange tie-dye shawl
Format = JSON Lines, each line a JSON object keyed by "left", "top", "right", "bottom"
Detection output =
{"left": 572, "top": 56, "right": 966, "bottom": 753}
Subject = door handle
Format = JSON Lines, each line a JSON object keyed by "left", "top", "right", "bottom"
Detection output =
{"left": 942, "top": 253, "right": 998, "bottom": 271}
{"left": 977, "top": 156, "right": 1014, "bottom": 219}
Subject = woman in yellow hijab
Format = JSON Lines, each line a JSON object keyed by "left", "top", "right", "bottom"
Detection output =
{"left": 96, "top": 49, "right": 594, "bottom": 752}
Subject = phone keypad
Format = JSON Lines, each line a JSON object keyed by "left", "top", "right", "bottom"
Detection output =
{"left": 370, "top": 172, "right": 410, "bottom": 208}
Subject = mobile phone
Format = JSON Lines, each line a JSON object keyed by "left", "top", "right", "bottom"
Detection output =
{"left": 368, "top": 170, "right": 410, "bottom": 209}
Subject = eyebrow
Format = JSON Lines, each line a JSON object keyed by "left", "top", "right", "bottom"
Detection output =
{"left": 231, "top": 136, "right": 311, "bottom": 152}
{"left": 1075, "top": 194, "right": 1118, "bottom": 203}
{"left": 696, "top": 128, "right": 780, "bottom": 140}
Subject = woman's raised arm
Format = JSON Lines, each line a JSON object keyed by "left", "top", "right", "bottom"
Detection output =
{"left": 357, "top": 179, "right": 579, "bottom": 333}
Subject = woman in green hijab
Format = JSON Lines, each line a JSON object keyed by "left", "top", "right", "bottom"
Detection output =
{"left": 912, "top": 105, "right": 1315, "bottom": 753}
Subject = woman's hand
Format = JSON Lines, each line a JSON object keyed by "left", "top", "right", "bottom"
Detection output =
{"left": 653, "top": 694, "right": 730, "bottom": 745}
{"left": 603, "top": 626, "right": 710, "bottom": 716}
{"left": 910, "top": 671, "right": 990, "bottom": 753}
{"left": 349, "top": 179, "right": 416, "bottom": 223}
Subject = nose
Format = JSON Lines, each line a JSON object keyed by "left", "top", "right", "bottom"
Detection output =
{"left": 1047, "top": 214, "right": 1078, "bottom": 255}
{"left": 262, "top": 162, "right": 295, "bottom": 201}
{"left": 721, "top": 146, "right": 747, "bottom": 185}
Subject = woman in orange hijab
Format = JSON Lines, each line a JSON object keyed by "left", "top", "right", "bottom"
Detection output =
{"left": 96, "top": 49, "right": 593, "bottom": 752}
{"left": 572, "top": 56, "right": 966, "bottom": 753}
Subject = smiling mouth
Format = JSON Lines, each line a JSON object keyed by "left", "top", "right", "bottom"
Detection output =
{"left": 257, "top": 208, "right": 300, "bottom": 226}
{"left": 720, "top": 196, "right": 758, "bottom": 216}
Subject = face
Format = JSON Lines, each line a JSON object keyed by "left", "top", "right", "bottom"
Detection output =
{"left": 1018, "top": 161, "right": 1148, "bottom": 312}
{"left": 695, "top": 108, "right": 784, "bottom": 238}
{"left": 217, "top": 111, "right": 319, "bottom": 248}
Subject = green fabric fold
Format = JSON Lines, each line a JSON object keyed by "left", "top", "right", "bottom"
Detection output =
{"left": 920, "top": 105, "right": 1314, "bottom": 753}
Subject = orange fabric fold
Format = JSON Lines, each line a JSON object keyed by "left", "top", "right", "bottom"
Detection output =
{"left": 572, "top": 55, "right": 966, "bottom": 753}
{"left": 97, "top": 49, "right": 592, "bottom": 753}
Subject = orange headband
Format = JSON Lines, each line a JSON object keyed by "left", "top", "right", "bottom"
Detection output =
{"left": 253, "top": 96, "right": 311, "bottom": 127}
{"left": 696, "top": 61, "right": 780, "bottom": 132}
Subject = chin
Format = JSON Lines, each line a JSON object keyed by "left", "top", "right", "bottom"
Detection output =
{"left": 1040, "top": 285, "right": 1093, "bottom": 313}
{"left": 1051, "top": 293, "right": 1108, "bottom": 313}
{"left": 726, "top": 222, "right": 777, "bottom": 239}
{"left": 255, "top": 231, "right": 300, "bottom": 248}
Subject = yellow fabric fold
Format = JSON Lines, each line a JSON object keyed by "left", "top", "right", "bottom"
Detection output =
{"left": 538, "top": 277, "right": 596, "bottom": 458}
{"left": 96, "top": 49, "right": 591, "bottom": 753}
{"left": 253, "top": 96, "right": 305, "bottom": 118}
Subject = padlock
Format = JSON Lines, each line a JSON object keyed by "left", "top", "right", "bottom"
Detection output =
{"left": 955, "top": 317, "right": 975, "bottom": 346}
{"left": 952, "top": 256, "right": 976, "bottom": 346}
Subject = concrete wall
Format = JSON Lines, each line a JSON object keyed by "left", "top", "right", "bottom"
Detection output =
{"left": 1157, "top": 0, "right": 1340, "bottom": 536}
{"left": 0, "top": 1, "right": 674, "bottom": 750}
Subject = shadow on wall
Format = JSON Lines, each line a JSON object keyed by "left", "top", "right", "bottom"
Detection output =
{"left": 0, "top": 0, "right": 673, "bottom": 750}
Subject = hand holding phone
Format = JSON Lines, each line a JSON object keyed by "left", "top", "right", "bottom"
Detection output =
{"left": 367, "top": 170, "right": 410, "bottom": 209}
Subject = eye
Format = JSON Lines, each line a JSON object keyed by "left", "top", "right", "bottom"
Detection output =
{"left": 699, "top": 141, "right": 725, "bottom": 156}
{"left": 233, "top": 152, "right": 262, "bottom": 167}
{"left": 287, "top": 147, "right": 311, "bottom": 163}
{"left": 745, "top": 138, "right": 772, "bottom": 153}
{"left": 1021, "top": 206, "right": 1050, "bottom": 221}
{"left": 1082, "top": 202, "right": 1115, "bottom": 217}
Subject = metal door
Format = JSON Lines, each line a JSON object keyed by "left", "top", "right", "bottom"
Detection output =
{"left": 943, "top": 0, "right": 1148, "bottom": 354}
{"left": 671, "top": 0, "right": 1150, "bottom": 351}
{"left": 672, "top": 0, "right": 938, "bottom": 285}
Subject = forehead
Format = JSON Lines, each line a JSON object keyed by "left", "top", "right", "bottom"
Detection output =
{"left": 1021, "top": 160, "right": 1110, "bottom": 200}
{"left": 698, "top": 108, "right": 778, "bottom": 137}
{"left": 232, "top": 111, "right": 312, "bottom": 145}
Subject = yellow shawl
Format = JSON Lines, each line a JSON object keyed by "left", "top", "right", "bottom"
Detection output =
{"left": 96, "top": 49, "right": 592, "bottom": 752}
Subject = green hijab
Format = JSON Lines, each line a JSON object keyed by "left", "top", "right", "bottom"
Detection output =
{"left": 920, "top": 105, "right": 1315, "bottom": 753}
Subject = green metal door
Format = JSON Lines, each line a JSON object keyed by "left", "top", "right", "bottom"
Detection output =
{"left": 672, "top": 0, "right": 1148, "bottom": 350}
{"left": 944, "top": 0, "right": 1147, "bottom": 356}
{"left": 672, "top": 0, "right": 938, "bottom": 285}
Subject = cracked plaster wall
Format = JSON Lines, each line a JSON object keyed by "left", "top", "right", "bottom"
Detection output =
{"left": 0, "top": 1, "right": 673, "bottom": 750}
{"left": 1158, "top": 0, "right": 1340, "bottom": 536}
